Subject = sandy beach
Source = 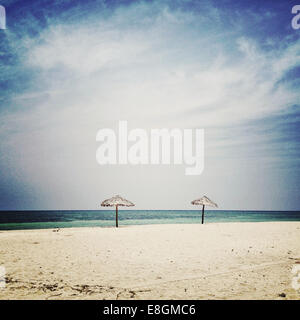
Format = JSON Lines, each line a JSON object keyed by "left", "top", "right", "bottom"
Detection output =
{"left": 0, "top": 222, "right": 300, "bottom": 300}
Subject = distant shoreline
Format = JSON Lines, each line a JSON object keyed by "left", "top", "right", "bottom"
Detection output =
{"left": 0, "top": 220, "right": 299, "bottom": 232}
{"left": 1, "top": 209, "right": 299, "bottom": 212}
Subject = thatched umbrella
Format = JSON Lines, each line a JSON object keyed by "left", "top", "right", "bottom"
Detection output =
{"left": 101, "top": 195, "right": 135, "bottom": 228}
{"left": 191, "top": 195, "right": 218, "bottom": 224}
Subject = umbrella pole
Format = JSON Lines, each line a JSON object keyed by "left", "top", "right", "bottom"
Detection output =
{"left": 116, "top": 205, "right": 118, "bottom": 228}
{"left": 202, "top": 205, "right": 205, "bottom": 224}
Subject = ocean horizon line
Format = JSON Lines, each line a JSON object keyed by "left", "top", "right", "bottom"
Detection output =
{"left": 1, "top": 209, "right": 299, "bottom": 212}
{"left": 0, "top": 209, "right": 300, "bottom": 231}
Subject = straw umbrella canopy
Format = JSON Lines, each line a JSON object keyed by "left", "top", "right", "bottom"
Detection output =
{"left": 101, "top": 195, "right": 135, "bottom": 228}
{"left": 191, "top": 195, "right": 218, "bottom": 224}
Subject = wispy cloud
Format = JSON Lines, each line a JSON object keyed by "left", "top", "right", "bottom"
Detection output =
{"left": 0, "top": 0, "right": 300, "bottom": 209}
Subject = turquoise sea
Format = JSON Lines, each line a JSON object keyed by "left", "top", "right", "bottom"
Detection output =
{"left": 0, "top": 210, "right": 300, "bottom": 230}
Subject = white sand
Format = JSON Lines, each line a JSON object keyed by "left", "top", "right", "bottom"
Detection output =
{"left": 0, "top": 222, "right": 300, "bottom": 300}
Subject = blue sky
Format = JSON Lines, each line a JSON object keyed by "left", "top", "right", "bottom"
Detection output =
{"left": 0, "top": 0, "right": 300, "bottom": 210}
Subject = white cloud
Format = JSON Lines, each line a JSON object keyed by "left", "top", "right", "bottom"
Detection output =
{"left": 1, "top": 1, "right": 300, "bottom": 209}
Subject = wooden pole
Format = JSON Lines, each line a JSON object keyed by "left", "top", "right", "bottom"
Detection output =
{"left": 116, "top": 205, "right": 118, "bottom": 228}
{"left": 202, "top": 205, "right": 205, "bottom": 224}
